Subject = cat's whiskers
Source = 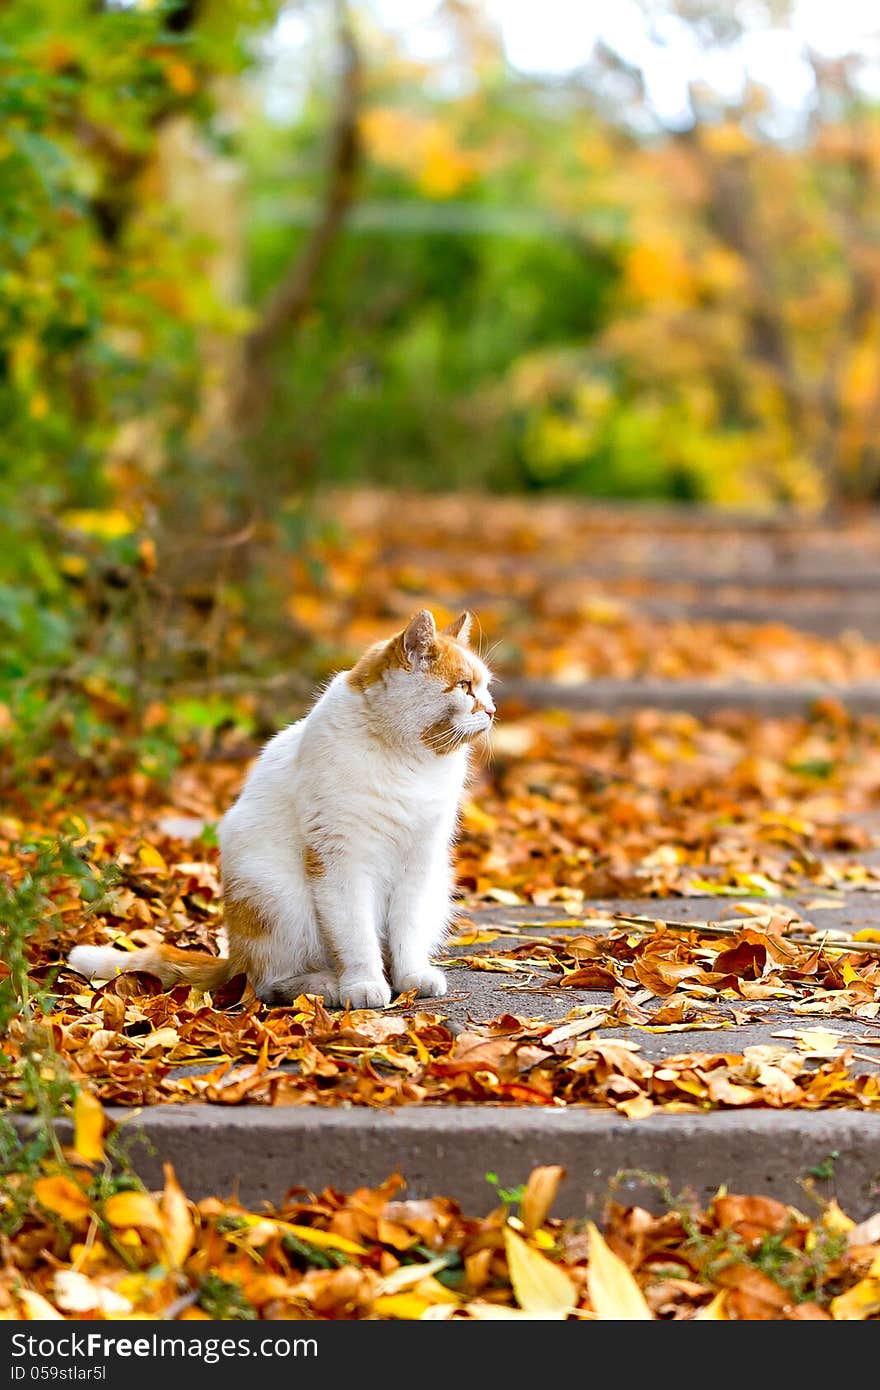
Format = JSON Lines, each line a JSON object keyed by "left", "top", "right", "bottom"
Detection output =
{"left": 435, "top": 725, "right": 467, "bottom": 753}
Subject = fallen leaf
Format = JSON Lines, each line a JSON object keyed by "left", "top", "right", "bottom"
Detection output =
{"left": 33, "top": 1175, "right": 91, "bottom": 1226}
{"left": 160, "top": 1164, "right": 194, "bottom": 1267}
{"left": 53, "top": 1270, "right": 132, "bottom": 1315}
{"left": 504, "top": 1224, "right": 576, "bottom": 1319}
{"left": 586, "top": 1221, "right": 653, "bottom": 1320}
{"left": 104, "top": 1191, "right": 164, "bottom": 1231}
{"left": 72, "top": 1089, "right": 104, "bottom": 1164}
{"left": 17, "top": 1289, "right": 63, "bottom": 1320}
{"left": 520, "top": 1166, "right": 565, "bottom": 1234}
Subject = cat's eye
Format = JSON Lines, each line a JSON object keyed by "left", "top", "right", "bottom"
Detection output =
{"left": 457, "top": 680, "right": 472, "bottom": 692}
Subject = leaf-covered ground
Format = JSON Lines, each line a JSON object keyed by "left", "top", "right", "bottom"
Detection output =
{"left": 5, "top": 704, "right": 880, "bottom": 1112}
{"left": 277, "top": 494, "right": 880, "bottom": 686}
{"left": 125, "top": 494, "right": 880, "bottom": 700}
{"left": 5, "top": 1144, "right": 880, "bottom": 1320}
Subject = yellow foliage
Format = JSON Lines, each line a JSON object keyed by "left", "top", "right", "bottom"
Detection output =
{"left": 701, "top": 122, "right": 753, "bottom": 157}
{"left": 62, "top": 509, "right": 136, "bottom": 540}
{"left": 625, "top": 237, "right": 697, "bottom": 306}
{"left": 701, "top": 246, "right": 746, "bottom": 294}
{"left": 360, "top": 107, "right": 479, "bottom": 198}
{"left": 160, "top": 59, "right": 198, "bottom": 96}
{"left": 527, "top": 413, "right": 592, "bottom": 471}
{"left": 842, "top": 339, "right": 880, "bottom": 413}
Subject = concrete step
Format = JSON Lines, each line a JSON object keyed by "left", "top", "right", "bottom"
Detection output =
{"left": 601, "top": 596, "right": 880, "bottom": 638}
{"left": 499, "top": 679, "right": 880, "bottom": 715}
{"left": 83, "top": 1106, "right": 880, "bottom": 1221}
{"left": 40, "top": 898, "right": 880, "bottom": 1219}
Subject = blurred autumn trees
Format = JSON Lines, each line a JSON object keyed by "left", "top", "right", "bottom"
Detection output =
{"left": 5, "top": 0, "right": 880, "bottom": 755}
{"left": 0, "top": 0, "right": 266, "bottom": 720}
{"left": 274, "top": 0, "right": 880, "bottom": 511}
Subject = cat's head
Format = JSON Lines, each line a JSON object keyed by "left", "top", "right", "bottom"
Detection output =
{"left": 347, "top": 609, "right": 495, "bottom": 755}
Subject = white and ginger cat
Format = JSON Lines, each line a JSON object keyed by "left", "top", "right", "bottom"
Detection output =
{"left": 69, "top": 609, "right": 494, "bottom": 1009}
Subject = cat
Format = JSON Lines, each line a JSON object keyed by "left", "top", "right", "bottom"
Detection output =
{"left": 69, "top": 609, "right": 495, "bottom": 1009}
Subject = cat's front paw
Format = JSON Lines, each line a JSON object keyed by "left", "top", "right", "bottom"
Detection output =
{"left": 339, "top": 976, "right": 392, "bottom": 1010}
{"left": 394, "top": 966, "right": 447, "bottom": 999}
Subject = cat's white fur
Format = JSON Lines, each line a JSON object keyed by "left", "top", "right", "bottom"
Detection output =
{"left": 70, "top": 609, "right": 494, "bottom": 1009}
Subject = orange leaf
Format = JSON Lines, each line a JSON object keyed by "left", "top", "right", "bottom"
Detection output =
{"left": 33, "top": 1174, "right": 92, "bottom": 1226}
{"left": 161, "top": 1164, "right": 194, "bottom": 1267}
{"left": 104, "top": 1191, "right": 164, "bottom": 1231}
{"left": 520, "top": 1166, "right": 565, "bottom": 1235}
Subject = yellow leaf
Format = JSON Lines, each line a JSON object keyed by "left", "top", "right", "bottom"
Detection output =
{"left": 625, "top": 237, "right": 696, "bottom": 305}
{"left": 373, "top": 1293, "right": 432, "bottom": 1319}
{"left": 62, "top": 508, "right": 135, "bottom": 540}
{"left": 104, "top": 1191, "right": 164, "bottom": 1231}
{"left": 503, "top": 1225, "right": 576, "bottom": 1320}
{"left": 33, "top": 1174, "right": 92, "bottom": 1225}
{"left": 240, "top": 1214, "right": 367, "bottom": 1256}
{"left": 70, "top": 1237, "right": 109, "bottom": 1272}
{"left": 586, "top": 1222, "right": 653, "bottom": 1320}
{"left": 161, "top": 1164, "right": 194, "bottom": 1267}
{"left": 822, "top": 1200, "right": 855, "bottom": 1235}
{"left": 138, "top": 843, "right": 167, "bottom": 870}
{"left": 687, "top": 879, "right": 740, "bottom": 896}
{"left": 461, "top": 802, "right": 498, "bottom": 833}
{"left": 695, "top": 1292, "right": 727, "bottom": 1319}
{"left": 735, "top": 872, "right": 782, "bottom": 897}
{"left": 412, "top": 1276, "right": 459, "bottom": 1304}
{"left": 281, "top": 1222, "right": 367, "bottom": 1256}
{"left": 109, "top": 933, "right": 141, "bottom": 951}
{"left": 162, "top": 59, "right": 197, "bottom": 95}
{"left": 483, "top": 888, "right": 523, "bottom": 906}
{"left": 17, "top": 1290, "right": 63, "bottom": 1320}
{"left": 520, "top": 1166, "right": 565, "bottom": 1234}
{"left": 701, "top": 121, "right": 752, "bottom": 156}
{"left": 59, "top": 554, "right": 87, "bottom": 578}
{"left": 73, "top": 1090, "right": 104, "bottom": 1164}
{"left": 448, "top": 928, "right": 503, "bottom": 946}
{"left": 831, "top": 1277, "right": 880, "bottom": 1320}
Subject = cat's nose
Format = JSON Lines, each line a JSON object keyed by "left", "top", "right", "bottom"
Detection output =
{"left": 485, "top": 702, "right": 496, "bottom": 720}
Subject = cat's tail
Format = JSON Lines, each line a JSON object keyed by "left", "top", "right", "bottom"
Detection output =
{"left": 68, "top": 943, "right": 233, "bottom": 991}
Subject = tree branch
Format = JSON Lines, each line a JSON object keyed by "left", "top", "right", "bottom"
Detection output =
{"left": 238, "top": 0, "right": 361, "bottom": 409}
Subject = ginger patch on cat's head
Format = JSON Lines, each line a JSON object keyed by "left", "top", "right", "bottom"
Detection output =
{"left": 347, "top": 609, "right": 494, "bottom": 754}
{"left": 347, "top": 609, "right": 478, "bottom": 689}
{"left": 346, "top": 634, "right": 410, "bottom": 692}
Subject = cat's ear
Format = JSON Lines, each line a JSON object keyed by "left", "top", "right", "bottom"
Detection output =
{"left": 443, "top": 610, "right": 473, "bottom": 645}
{"left": 402, "top": 610, "right": 437, "bottom": 668}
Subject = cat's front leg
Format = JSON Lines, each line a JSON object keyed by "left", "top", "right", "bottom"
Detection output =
{"left": 387, "top": 850, "right": 451, "bottom": 999}
{"left": 311, "top": 863, "right": 391, "bottom": 1009}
